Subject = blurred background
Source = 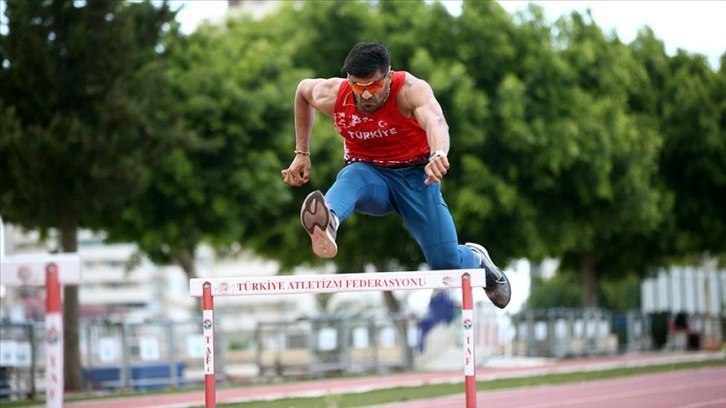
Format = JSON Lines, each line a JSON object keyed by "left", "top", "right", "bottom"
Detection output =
{"left": 1, "top": 0, "right": 724, "bottom": 401}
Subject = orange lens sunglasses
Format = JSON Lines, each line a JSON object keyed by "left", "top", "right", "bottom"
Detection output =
{"left": 348, "top": 70, "right": 389, "bottom": 94}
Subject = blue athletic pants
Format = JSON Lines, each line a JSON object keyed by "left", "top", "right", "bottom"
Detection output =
{"left": 324, "top": 162, "right": 480, "bottom": 270}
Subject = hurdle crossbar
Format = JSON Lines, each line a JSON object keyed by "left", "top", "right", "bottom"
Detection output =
{"left": 189, "top": 269, "right": 485, "bottom": 408}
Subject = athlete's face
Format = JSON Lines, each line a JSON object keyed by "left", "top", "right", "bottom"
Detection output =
{"left": 348, "top": 68, "right": 391, "bottom": 113}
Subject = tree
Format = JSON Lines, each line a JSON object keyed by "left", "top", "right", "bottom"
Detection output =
{"left": 101, "top": 10, "right": 308, "bottom": 290}
{"left": 536, "top": 11, "right": 668, "bottom": 306}
{"left": 444, "top": 5, "right": 672, "bottom": 306}
{"left": 657, "top": 52, "right": 726, "bottom": 257}
{"left": 0, "top": 0, "right": 180, "bottom": 390}
{"left": 625, "top": 28, "right": 726, "bottom": 275}
{"left": 153, "top": 1, "right": 723, "bottom": 313}
{"left": 221, "top": 0, "right": 669, "bottom": 310}
{"left": 525, "top": 272, "right": 640, "bottom": 312}
{"left": 231, "top": 0, "right": 463, "bottom": 313}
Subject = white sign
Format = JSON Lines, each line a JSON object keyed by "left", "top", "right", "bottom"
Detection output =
{"left": 202, "top": 310, "right": 214, "bottom": 374}
{"left": 45, "top": 313, "right": 64, "bottom": 408}
{"left": 352, "top": 327, "right": 369, "bottom": 349}
{"left": 317, "top": 328, "right": 337, "bottom": 351}
{"left": 0, "top": 253, "right": 81, "bottom": 286}
{"left": 139, "top": 337, "right": 160, "bottom": 361}
{"left": 0, "top": 340, "right": 17, "bottom": 365}
{"left": 98, "top": 337, "right": 119, "bottom": 362}
{"left": 189, "top": 269, "right": 485, "bottom": 297}
{"left": 462, "top": 309, "right": 475, "bottom": 376}
{"left": 0, "top": 341, "right": 32, "bottom": 367}
{"left": 15, "top": 342, "right": 32, "bottom": 367}
{"left": 379, "top": 327, "right": 395, "bottom": 348}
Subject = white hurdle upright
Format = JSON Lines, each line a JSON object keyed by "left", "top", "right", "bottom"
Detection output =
{"left": 189, "top": 269, "right": 486, "bottom": 408}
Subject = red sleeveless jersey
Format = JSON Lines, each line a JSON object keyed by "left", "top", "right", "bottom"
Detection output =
{"left": 333, "top": 71, "right": 430, "bottom": 167}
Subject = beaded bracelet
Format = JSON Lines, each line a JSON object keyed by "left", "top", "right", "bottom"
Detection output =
{"left": 294, "top": 150, "right": 310, "bottom": 155}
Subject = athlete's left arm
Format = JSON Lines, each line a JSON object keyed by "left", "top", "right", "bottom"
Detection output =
{"left": 404, "top": 77, "right": 451, "bottom": 184}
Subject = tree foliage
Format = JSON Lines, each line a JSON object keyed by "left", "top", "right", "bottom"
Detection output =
{"left": 0, "top": 0, "right": 180, "bottom": 390}
{"left": 169, "top": 0, "right": 724, "bottom": 308}
{"left": 101, "top": 9, "right": 306, "bottom": 280}
{"left": 2, "top": 0, "right": 724, "bottom": 336}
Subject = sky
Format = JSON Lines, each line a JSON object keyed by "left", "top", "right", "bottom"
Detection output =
{"left": 172, "top": 0, "right": 725, "bottom": 68}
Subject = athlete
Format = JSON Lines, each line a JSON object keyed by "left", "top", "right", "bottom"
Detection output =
{"left": 281, "top": 42, "right": 511, "bottom": 308}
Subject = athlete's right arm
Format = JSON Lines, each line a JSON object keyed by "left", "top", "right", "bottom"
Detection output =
{"left": 283, "top": 78, "right": 343, "bottom": 187}
{"left": 294, "top": 78, "right": 341, "bottom": 152}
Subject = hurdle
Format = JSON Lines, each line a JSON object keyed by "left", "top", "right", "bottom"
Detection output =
{"left": 0, "top": 252, "right": 81, "bottom": 408}
{"left": 189, "top": 269, "right": 485, "bottom": 408}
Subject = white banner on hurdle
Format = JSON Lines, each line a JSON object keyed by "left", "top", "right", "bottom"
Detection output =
{"left": 0, "top": 253, "right": 81, "bottom": 286}
{"left": 189, "top": 269, "right": 485, "bottom": 297}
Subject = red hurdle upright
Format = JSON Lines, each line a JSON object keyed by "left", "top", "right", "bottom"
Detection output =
{"left": 44, "top": 263, "right": 63, "bottom": 408}
{"left": 191, "top": 269, "right": 485, "bottom": 408}
{"left": 461, "top": 273, "right": 477, "bottom": 407}
{"left": 202, "top": 282, "right": 215, "bottom": 408}
{"left": 0, "top": 252, "right": 81, "bottom": 408}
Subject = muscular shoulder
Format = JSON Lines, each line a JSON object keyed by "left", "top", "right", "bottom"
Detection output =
{"left": 298, "top": 77, "right": 345, "bottom": 116}
{"left": 396, "top": 72, "right": 435, "bottom": 113}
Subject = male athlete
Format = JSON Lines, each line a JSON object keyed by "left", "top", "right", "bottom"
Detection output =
{"left": 282, "top": 42, "right": 511, "bottom": 308}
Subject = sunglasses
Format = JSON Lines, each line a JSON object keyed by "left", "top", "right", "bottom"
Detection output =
{"left": 348, "top": 69, "right": 390, "bottom": 95}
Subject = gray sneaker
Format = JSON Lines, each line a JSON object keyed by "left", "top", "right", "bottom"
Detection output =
{"left": 300, "top": 190, "right": 338, "bottom": 258}
{"left": 465, "top": 242, "right": 511, "bottom": 309}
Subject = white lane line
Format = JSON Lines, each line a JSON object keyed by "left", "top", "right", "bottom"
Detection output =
{"left": 678, "top": 398, "right": 726, "bottom": 408}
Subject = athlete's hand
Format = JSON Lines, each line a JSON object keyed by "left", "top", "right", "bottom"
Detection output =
{"left": 281, "top": 154, "right": 311, "bottom": 186}
{"left": 424, "top": 154, "right": 450, "bottom": 185}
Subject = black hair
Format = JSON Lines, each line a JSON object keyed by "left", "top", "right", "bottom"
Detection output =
{"left": 341, "top": 42, "right": 391, "bottom": 77}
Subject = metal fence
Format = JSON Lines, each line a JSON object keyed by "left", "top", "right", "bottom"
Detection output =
{"left": 3, "top": 307, "right": 722, "bottom": 401}
{"left": 0, "top": 313, "right": 419, "bottom": 400}
{"left": 0, "top": 321, "right": 40, "bottom": 400}
{"left": 0, "top": 318, "right": 208, "bottom": 400}
{"left": 252, "top": 314, "right": 416, "bottom": 380}
{"left": 512, "top": 308, "right": 620, "bottom": 358}
{"left": 80, "top": 318, "right": 204, "bottom": 391}
{"left": 511, "top": 308, "right": 725, "bottom": 358}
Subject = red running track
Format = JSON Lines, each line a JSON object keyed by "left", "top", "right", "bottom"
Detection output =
{"left": 62, "top": 352, "right": 724, "bottom": 408}
{"left": 373, "top": 366, "right": 726, "bottom": 408}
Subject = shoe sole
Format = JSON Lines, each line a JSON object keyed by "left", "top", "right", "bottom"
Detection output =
{"left": 300, "top": 191, "right": 337, "bottom": 258}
